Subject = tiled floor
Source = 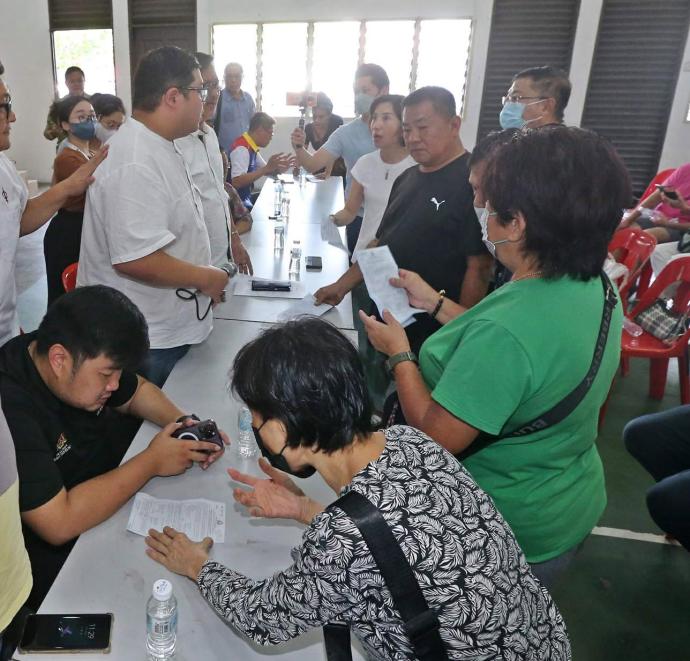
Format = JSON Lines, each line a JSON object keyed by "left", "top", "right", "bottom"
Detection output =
{"left": 14, "top": 243, "right": 688, "bottom": 657}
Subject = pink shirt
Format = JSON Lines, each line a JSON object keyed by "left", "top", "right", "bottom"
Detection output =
{"left": 657, "top": 163, "right": 690, "bottom": 218}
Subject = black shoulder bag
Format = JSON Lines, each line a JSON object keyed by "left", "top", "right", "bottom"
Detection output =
{"left": 323, "top": 490, "right": 449, "bottom": 661}
{"left": 459, "top": 272, "right": 618, "bottom": 459}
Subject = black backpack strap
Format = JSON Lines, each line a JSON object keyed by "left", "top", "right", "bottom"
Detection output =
{"left": 323, "top": 490, "right": 448, "bottom": 661}
{"left": 323, "top": 622, "right": 353, "bottom": 661}
{"left": 460, "top": 272, "right": 618, "bottom": 459}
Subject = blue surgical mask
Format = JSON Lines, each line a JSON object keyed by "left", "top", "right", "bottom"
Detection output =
{"left": 70, "top": 118, "right": 96, "bottom": 141}
{"left": 354, "top": 93, "right": 376, "bottom": 116}
{"left": 499, "top": 100, "right": 544, "bottom": 130}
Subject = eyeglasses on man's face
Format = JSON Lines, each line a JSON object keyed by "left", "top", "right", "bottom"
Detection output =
{"left": 180, "top": 86, "right": 208, "bottom": 102}
{"left": 501, "top": 94, "right": 546, "bottom": 105}
{"left": 0, "top": 95, "right": 12, "bottom": 117}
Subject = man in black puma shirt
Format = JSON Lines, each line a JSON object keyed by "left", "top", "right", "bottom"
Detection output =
{"left": 315, "top": 86, "right": 491, "bottom": 353}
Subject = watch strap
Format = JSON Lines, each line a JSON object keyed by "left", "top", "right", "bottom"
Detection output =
{"left": 386, "top": 351, "right": 418, "bottom": 375}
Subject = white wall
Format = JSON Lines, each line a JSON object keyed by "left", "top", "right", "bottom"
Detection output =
{"left": 112, "top": 0, "right": 132, "bottom": 114}
{"left": 0, "top": 1, "right": 57, "bottom": 182}
{"left": 659, "top": 29, "right": 690, "bottom": 170}
{"left": 197, "top": 0, "right": 493, "bottom": 152}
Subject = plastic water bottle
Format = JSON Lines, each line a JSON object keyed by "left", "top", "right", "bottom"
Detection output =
{"left": 273, "top": 179, "right": 283, "bottom": 216}
{"left": 289, "top": 240, "right": 302, "bottom": 278}
{"left": 146, "top": 579, "right": 177, "bottom": 660}
{"left": 298, "top": 166, "right": 307, "bottom": 187}
{"left": 237, "top": 405, "right": 257, "bottom": 458}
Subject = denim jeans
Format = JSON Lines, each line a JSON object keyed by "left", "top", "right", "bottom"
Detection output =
{"left": 624, "top": 405, "right": 690, "bottom": 549}
{"left": 345, "top": 215, "right": 363, "bottom": 256}
{"left": 140, "top": 345, "right": 191, "bottom": 388}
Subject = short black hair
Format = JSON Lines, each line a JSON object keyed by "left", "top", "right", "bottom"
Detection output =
{"left": 0, "top": 60, "right": 4, "bottom": 76}
{"left": 91, "top": 93, "right": 125, "bottom": 117}
{"left": 370, "top": 94, "right": 406, "bottom": 146}
{"left": 403, "top": 86, "right": 456, "bottom": 118}
{"left": 65, "top": 66, "right": 85, "bottom": 79}
{"left": 513, "top": 66, "right": 571, "bottom": 121}
{"left": 51, "top": 95, "right": 90, "bottom": 125}
{"left": 469, "top": 128, "right": 520, "bottom": 170}
{"left": 231, "top": 318, "right": 375, "bottom": 453}
{"left": 194, "top": 51, "right": 214, "bottom": 71}
{"left": 482, "top": 126, "right": 632, "bottom": 281}
{"left": 133, "top": 46, "right": 199, "bottom": 112}
{"left": 35, "top": 286, "right": 149, "bottom": 371}
{"left": 249, "top": 111, "right": 275, "bottom": 132}
{"left": 355, "top": 63, "right": 389, "bottom": 90}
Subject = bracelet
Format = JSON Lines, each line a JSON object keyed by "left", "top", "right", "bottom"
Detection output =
{"left": 430, "top": 290, "right": 446, "bottom": 320}
{"left": 231, "top": 230, "right": 240, "bottom": 237}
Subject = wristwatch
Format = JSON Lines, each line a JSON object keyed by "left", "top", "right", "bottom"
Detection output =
{"left": 385, "top": 351, "right": 418, "bottom": 375}
{"left": 176, "top": 414, "right": 200, "bottom": 424}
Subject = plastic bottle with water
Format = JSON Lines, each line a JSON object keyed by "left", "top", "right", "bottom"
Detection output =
{"left": 237, "top": 405, "right": 258, "bottom": 458}
{"left": 273, "top": 178, "right": 283, "bottom": 217}
{"left": 289, "top": 240, "right": 302, "bottom": 278}
{"left": 146, "top": 579, "right": 177, "bottom": 660}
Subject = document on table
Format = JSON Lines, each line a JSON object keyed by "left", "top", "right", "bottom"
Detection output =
{"left": 127, "top": 492, "right": 226, "bottom": 543}
{"left": 356, "top": 246, "right": 425, "bottom": 327}
{"left": 320, "top": 216, "right": 347, "bottom": 251}
{"left": 231, "top": 275, "right": 306, "bottom": 299}
{"left": 277, "top": 294, "right": 334, "bottom": 322}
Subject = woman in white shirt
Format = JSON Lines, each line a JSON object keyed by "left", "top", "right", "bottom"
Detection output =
{"left": 329, "top": 95, "right": 415, "bottom": 261}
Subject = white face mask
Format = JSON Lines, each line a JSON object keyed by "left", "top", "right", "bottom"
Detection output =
{"left": 477, "top": 207, "right": 489, "bottom": 241}
{"left": 481, "top": 209, "right": 511, "bottom": 258}
{"left": 94, "top": 122, "right": 117, "bottom": 143}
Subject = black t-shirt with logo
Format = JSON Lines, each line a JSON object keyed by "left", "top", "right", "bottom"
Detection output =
{"left": 0, "top": 331, "right": 139, "bottom": 608}
{"left": 375, "top": 152, "right": 485, "bottom": 353}
{"left": 0, "top": 332, "right": 139, "bottom": 511}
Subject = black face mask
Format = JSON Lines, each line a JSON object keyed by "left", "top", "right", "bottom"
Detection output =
{"left": 252, "top": 422, "right": 316, "bottom": 479}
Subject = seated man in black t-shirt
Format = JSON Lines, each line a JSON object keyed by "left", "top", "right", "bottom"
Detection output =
{"left": 314, "top": 86, "right": 492, "bottom": 354}
{"left": 0, "top": 286, "right": 225, "bottom": 610}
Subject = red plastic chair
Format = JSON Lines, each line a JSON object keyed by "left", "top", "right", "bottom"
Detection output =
{"left": 61, "top": 262, "right": 78, "bottom": 292}
{"left": 635, "top": 168, "right": 677, "bottom": 298}
{"left": 622, "top": 256, "right": 690, "bottom": 404}
{"left": 607, "top": 228, "right": 657, "bottom": 311}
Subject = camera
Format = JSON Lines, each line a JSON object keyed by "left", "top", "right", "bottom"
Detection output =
{"left": 172, "top": 419, "right": 223, "bottom": 452}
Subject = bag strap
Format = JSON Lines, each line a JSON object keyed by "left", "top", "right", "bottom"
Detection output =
{"left": 461, "top": 272, "right": 618, "bottom": 459}
{"left": 323, "top": 490, "right": 448, "bottom": 661}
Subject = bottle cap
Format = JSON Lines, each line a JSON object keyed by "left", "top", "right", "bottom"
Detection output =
{"left": 152, "top": 579, "right": 173, "bottom": 601}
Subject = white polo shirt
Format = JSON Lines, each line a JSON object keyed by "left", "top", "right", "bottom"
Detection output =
{"left": 78, "top": 118, "right": 213, "bottom": 349}
{"left": 0, "top": 152, "right": 28, "bottom": 347}
{"left": 175, "top": 126, "right": 231, "bottom": 267}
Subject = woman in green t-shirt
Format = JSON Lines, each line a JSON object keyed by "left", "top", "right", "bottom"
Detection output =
{"left": 361, "top": 126, "right": 632, "bottom": 586}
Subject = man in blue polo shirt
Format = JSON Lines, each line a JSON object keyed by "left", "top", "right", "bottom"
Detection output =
{"left": 214, "top": 62, "right": 255, "bottom": 155}
{"left": 291, "top": 63, "right": 389, "bottom": 253}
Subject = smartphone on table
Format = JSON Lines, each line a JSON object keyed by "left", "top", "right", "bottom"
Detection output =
{"left": 18, "top": 613, "right": 113, "bottom": 654}
{"left": 306, "top": 256, "right": 323, "bottom": 271}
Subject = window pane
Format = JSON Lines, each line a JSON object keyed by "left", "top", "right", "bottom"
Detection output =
{"left": 261, "top": 23, "right": 308, "bottom": 117}
{"left": 312, "top": 21, "right": 360, "bottom": 118}
{"left": 363, "top": 21, "right": 415, "bottom": 95}
{"left": 53, "top": 29, "right": 115, "bottom": 98}
{"left": 212, "top": 24, "right": 258, "bottom": 101}
{"left": 416, "top": 19, "right": 473, "bottom": 115}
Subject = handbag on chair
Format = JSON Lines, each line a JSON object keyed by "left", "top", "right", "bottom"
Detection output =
{"left": 635, "top": 298, "right": 690, "bottom": 344}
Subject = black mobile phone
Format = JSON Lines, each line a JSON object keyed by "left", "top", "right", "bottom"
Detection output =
{"left": 251, "top": 280, "right": 292, "bottom": 292}
{"left": 655, "top": 184, "right": 678, "bottom": 200}
{"left": 19, "top": 613, "right": 113, "bottom": 653}
{"left": 305, "top": 256, "right": 323, "bottom": 271}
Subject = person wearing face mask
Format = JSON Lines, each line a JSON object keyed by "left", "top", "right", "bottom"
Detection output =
{"left": 291, "top": 64, "right": 389, "bottom": 253}
{"left": 360, "top": 127, "right": 630, "bottom": 588}
{"left": 499, "top": 65, "right": 571, "bottom": 130}
{"left": 43, "top": 96, "right": 101, "bottom": 306}
{"left": 329, "top": 95, "right": 415, "bottom": 262}
{"left": 144, "top": 318, "right": 571, "bottom": 660}
{"left": 43, "top": 66, "right": 90, "bottom": 147}
{"left": 468, "top": 129, "right": 520, "bottom": 290}
{"left": 91, "top": 93, "right": 126, "bottom": 143}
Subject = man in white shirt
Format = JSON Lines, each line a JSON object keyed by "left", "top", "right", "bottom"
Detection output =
{"left": 175, "top": 52, "right": 253, "bottom": 272}
{"left": 78, "top": 46, "right": 229, "bottom": 387}
{"left": 0, "top": 59, "right": 104, "bottom": 348}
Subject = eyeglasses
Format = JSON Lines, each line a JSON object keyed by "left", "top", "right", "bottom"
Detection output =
{"left": 501, "top": 94, "right": 546, "bottom": 105}
{"left": 72, "top": 114, "right": 97, "bottom": 123}
{"left": 181, "top": 86, "right": 208, "bottom": 101}
{"left": 0, "top": 95, "right": 12, "bottom": 117}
